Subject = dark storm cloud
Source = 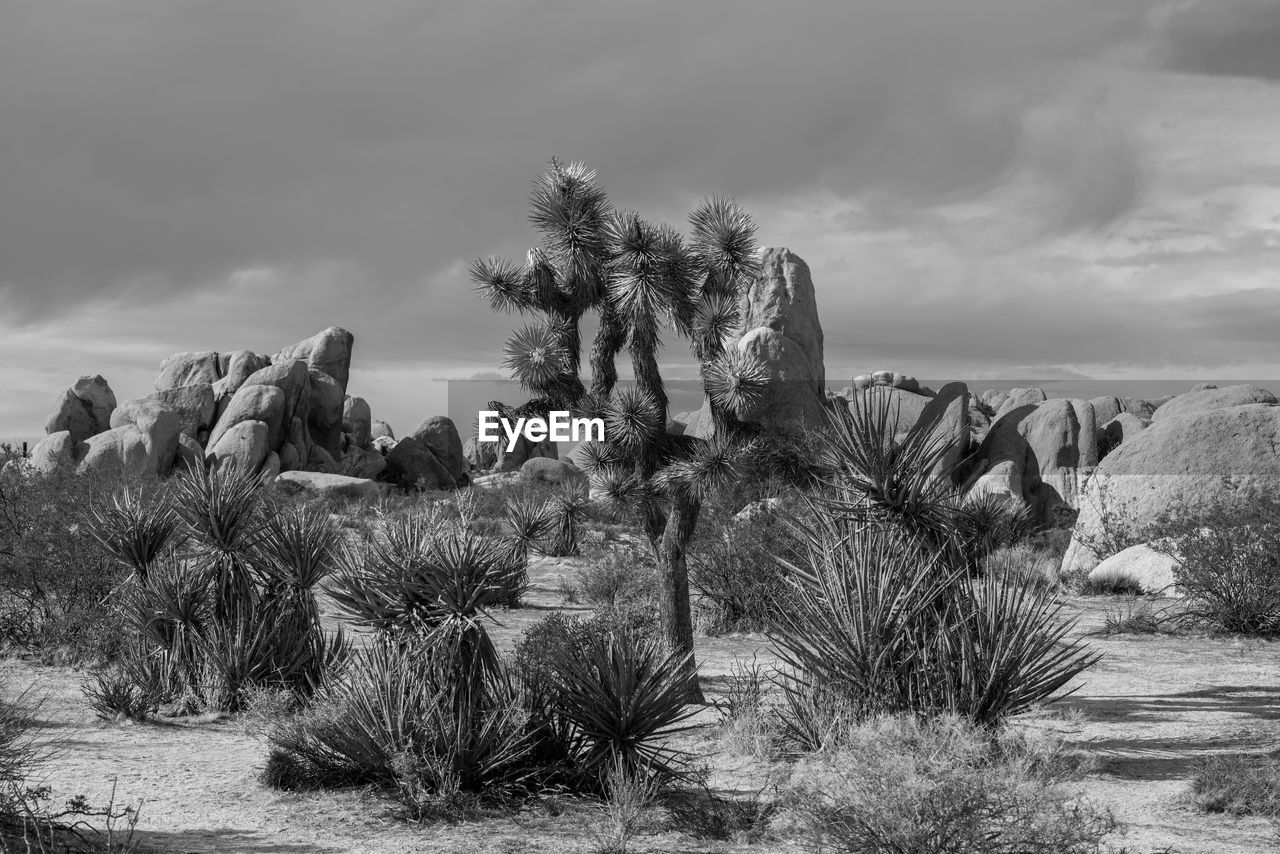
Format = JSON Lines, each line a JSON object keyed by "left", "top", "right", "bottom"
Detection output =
{"left": 1157, "top": 0, "right": 1280, "bottom": 81}
{"left": 0, "top": 0, "right": 1157, "bottom": 328}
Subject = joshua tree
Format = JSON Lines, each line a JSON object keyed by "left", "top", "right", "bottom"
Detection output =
{"left": 471, "top": 159, "right": 768, "bottom": 698}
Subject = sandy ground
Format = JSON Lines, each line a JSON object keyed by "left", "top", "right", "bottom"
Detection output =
{"left": 5, "top": 557, "right": 1280, "bottom": 853}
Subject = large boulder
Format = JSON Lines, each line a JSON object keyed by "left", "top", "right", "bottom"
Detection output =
{"left": 371, "top": 419, "right": 395, "bottom": 441}
{"left": 207, "top": 384, "right": 286, "bottom": 453}
{"left": 76, "top": 426, "right": 152, "bottom": 478}
{"left": 148, "top": 383, "right": 216, "bottom": 440}
{"left": 155, "top": 352, "right": 220, "bottom": 391}
{"left": 343, "top": 396, "right": 373, "bottom": 449}
{"left": 412, "top": 416, "right": 466, "bottom": 482}
{"left": 918, "top": 382, "right": 970, "bottom": 475}
{"left": 44, "top": 375, "right": 116, "bottom": 443}
{"left": 208, "top": 419, "right": 270, "bottom": 474}
{"left": 275, "top": 326, "right": 354, "bottom": 394}
{"left": 27, "top": 432, "right": 78, "bottom": 476}
{"left": 709, "top": 247, "right": 826, "bottom": 433}
{"left": 521, "top": 457, "right": 588, "bottom": 488}
{"left": 1087, "top": 543, "right": 1180, "bottom": 595}
{"left": 1152, "top": 384, "right": 1278, "bottom": 423}
{"left": 964, "top": 398, "right": 1097, "bottom": 524}
{"left": 238, "top": 360, "right": 311, "bottom": 437}
{"left": 109, "top": 399, "right": 183, "bottom": 476}
{"left": 1061, "top": 403, "right": 1280, "bottom": 576}
{"left": 383, "top": 436, "right": 457, "bottom": 490}
{"left": 273, "top": 470, "right": 383, "bottom": 501}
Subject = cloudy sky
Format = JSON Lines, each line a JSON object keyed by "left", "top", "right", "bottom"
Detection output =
{"left": 3, "top": 0, "right": 1280, "bottom": 441}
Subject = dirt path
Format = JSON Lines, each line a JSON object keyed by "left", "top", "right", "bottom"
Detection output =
{"left": 7, "top": 568, "right": 1280, "bottom": 853}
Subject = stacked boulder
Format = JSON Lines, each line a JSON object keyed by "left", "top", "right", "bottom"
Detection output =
{"left": 25, "top": 326, "right": 468, "bottom": 497}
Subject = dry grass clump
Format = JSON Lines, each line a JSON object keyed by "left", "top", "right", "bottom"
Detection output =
{"left": 777, "top": 714, "right": 1115, "bottom": 854}
{"left": 1189, "top": 753, "right": 1280, "bottom": 817}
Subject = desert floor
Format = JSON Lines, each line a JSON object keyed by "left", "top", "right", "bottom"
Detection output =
{"left": 6, "top": 553, "right": 1280, "bottom": 854}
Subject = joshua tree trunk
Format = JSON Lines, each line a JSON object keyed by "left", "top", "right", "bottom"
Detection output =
{"left": 650, "top": 495, "right": 703, "bottom": 704}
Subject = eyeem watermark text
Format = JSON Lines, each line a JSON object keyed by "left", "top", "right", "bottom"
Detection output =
{"left": 477, "top": 410, "right": 604, "bottom": 452}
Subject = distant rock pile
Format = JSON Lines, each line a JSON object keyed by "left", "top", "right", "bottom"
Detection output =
{"left": 25, "top": 326, "right": 471, "bottom": 497}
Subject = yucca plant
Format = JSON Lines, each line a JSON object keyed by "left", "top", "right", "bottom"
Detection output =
{"left": 474, "top": 160, "right": 769, "bottom": 696}
{"left": 770, "top": 514, "right": 1099, "bottom": 730}
{"left": 549, "top": 625, "right": 700, "bottom": 787}
{"left": 87, "top": 466, "right": 346, "bottom": 714}
{"left": 170, "top": 463, "right": 269, "bottom": 623}
{"left": 86, "top": 487, "right": 180, "bottom": 582}
{"left": 816, "top": 388, "right": 970, "bottom": 557}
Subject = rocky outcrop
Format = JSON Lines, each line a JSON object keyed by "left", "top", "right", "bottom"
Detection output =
{"left": 44, "top": 376, "right": 116, "bottom": 444}
{"left": 371, "top": 419, "right": 395, "bottom": 441}
{"left": 1062, "top": 403, "right": 1280, "bottom": 576}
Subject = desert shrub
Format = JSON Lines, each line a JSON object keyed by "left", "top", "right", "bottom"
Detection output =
{"left": 1167, "top": 522, "right": 1280, "bottom": 635}
{"left": 688, "top": 508, "right": 797, "bottom": 635}
{"left": 574, "top": 541, "right": 657, "bottom": 611}
{"left": 84, "top": 465, "right": 348, "bottom": 715}
{"left": 0, "top": 468, "right": 136, "bottom": 662}
{"left": 779, "top": 714, "right": 1115, "bottom": 854}
{"left": 1189, "top": 753, "right": 1280, "bottom": 816}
